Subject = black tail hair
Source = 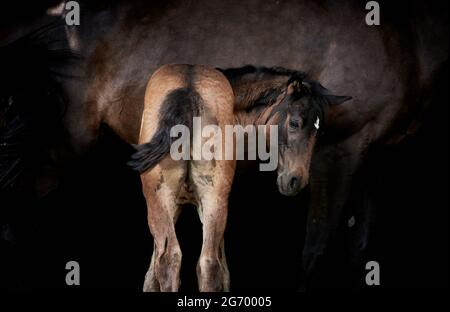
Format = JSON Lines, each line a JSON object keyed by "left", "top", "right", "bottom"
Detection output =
{"left": 128, "top": 88, "right": 200, "bottom": 173}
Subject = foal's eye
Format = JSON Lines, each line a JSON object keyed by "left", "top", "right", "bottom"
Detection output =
{"left": 289, "top": 119, "right": 300, "bottom": 129}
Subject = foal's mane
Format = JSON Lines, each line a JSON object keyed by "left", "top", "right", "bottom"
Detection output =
{"left": 218, "top": 65, "right": 309, "bottom": 112}
{"left": 219, "top": 65, "right": 333, "bottom": 133}
{"left": 220, "top": 65, "right": 305, "bottom": 80}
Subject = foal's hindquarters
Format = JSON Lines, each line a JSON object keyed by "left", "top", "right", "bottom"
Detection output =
{"left": 132, "top": 64, "right": 235, "bottom": 291}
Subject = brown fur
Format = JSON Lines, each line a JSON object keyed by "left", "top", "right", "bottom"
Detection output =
{"left": 138, "top": 64, "right": 235, "bottom": 292}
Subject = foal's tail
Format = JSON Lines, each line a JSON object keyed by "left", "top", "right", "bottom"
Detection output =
{"left": 128, "top": 88, "right": 200, "bottom": 173}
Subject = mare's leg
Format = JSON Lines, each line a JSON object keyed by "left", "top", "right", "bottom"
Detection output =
{"left": 303, "top": 132, "right": 366, "bottom": 285}
{"left": 142, "top": 159, "right": 186, "bottom": 292}
{"left": 192, "top": 159, "right": 235, "bottom": 292}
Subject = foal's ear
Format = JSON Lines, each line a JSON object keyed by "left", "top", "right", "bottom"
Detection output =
{"left": 324, "top": 94, "right": 352, "bottom": 106}
{"left": 286, "top": 80, "right": 301, "bottom": 95}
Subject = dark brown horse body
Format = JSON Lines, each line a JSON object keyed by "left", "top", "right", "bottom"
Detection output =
{"left": 1, "top": 0, "right": 448, "bottom": 284}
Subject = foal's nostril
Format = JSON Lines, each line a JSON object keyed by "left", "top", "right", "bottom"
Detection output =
{"left": 289, "top": 176, "right": 299, "bottom": 190}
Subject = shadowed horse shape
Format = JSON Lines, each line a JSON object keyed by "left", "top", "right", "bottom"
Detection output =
{"left": 128, "top": 64, "right": 350, "bottom": 291}
{"left": 0, "top": 22, "right": 76, "bottom": 253}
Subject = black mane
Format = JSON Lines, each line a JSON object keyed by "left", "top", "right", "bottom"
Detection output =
{"left": 218, "top": 65, "right": 331, "bottom": 116}
{"left": 218, "top": 65, "right": 307, "bottom": 83}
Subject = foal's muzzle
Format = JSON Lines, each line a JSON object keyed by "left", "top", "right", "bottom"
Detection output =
{"left": 277, "top": 172, "right": 306, "bottom": 196}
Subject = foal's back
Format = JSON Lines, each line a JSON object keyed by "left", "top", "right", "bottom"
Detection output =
{"left": 139, "top": 64, "right": 234, "bottom": 149}
{"left": 131, "top": 63, "right": 236, "bottom": 203}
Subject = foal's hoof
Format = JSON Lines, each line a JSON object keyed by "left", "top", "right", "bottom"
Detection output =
{"left": 142, "top": 272, "right": 160, "bottom": 292}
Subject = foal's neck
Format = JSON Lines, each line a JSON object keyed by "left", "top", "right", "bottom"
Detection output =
{"left": 230, "top": 77, "right": 289, "bottom": 127}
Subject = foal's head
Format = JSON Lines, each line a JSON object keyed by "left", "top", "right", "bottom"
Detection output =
{"left": 272, "top": 78, "right": 351, "bottom": 196}
{"left": 221, "top": 65, "right": 352, "bottom": 196}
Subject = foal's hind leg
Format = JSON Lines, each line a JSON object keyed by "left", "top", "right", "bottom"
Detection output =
{"left": 141, "top": 161, "right": 185, "bottom": 292}
{"left": 193, "top": 159, "right": 235, "bottom": 291}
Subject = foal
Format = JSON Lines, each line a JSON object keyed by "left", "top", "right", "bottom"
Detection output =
{"left": 129, "top": 64, "right": 351, "bottom": 292}
{"left": 129, "top": 64, "right": 235, "bottom": 292}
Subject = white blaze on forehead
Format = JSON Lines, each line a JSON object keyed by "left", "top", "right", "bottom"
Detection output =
{"left": 314, "top": 116, "right": 320, "bottom": 130}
